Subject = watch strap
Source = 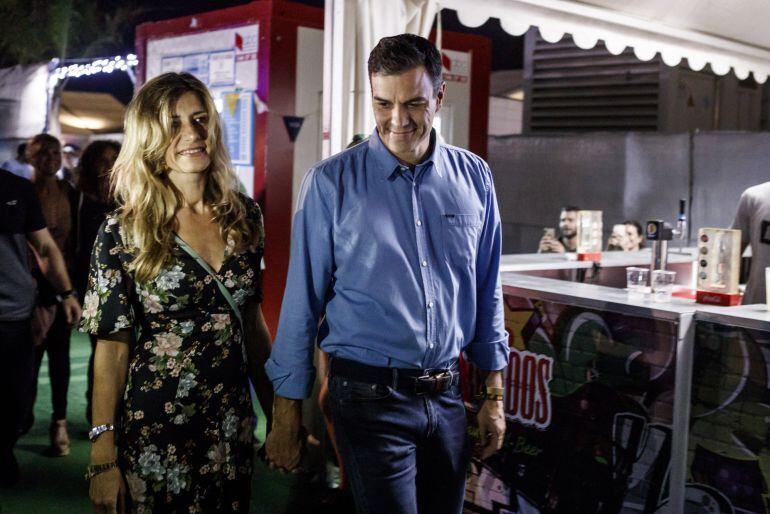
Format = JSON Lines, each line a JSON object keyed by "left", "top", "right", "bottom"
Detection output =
{"left": 483, "top": 386, "right": 505, "bottom": 401}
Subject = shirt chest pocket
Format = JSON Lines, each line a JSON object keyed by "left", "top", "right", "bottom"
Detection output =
{"left": 442, "top": 214, "right": 481, "bottom": 266}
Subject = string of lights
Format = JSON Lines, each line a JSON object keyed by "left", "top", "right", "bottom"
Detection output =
{"left": 51, "top": 54, "right": 139, "bottom": 81}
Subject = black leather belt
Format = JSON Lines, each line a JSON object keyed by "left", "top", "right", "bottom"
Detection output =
{"left": 330, "top": 357, "right": 458, "bottom": 395}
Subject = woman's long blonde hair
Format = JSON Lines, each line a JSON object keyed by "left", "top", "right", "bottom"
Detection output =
{"left": 112, "top": 72, "right": 256, "bottom": 282}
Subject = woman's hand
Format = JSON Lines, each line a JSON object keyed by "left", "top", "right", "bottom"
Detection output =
{"left": 89, "top": 467, "right": 127, "bottom": 514}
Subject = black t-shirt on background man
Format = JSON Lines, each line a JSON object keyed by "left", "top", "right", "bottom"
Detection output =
{"left": 0, "top": 168, "right": 46, "bottom": 322}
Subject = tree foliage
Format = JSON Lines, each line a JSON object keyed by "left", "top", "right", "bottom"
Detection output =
{"left": 0, "top": 0, "right": 145, "bottom": 67}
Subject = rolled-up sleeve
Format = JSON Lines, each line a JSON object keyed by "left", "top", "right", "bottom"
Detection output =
{"left": 265, "top": 166, "right": 335, "bottom": 399}
{"left": 463, "top": 165, "right": 509, "bottom": 371}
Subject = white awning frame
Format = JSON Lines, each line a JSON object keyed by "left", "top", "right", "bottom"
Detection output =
{"left": 440, "top": 0, "right": 770, "bottom": 83}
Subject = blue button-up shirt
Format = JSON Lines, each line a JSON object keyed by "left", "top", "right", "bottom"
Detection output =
{"left": 265, "top": 129, "right": 509, "bottom": 399}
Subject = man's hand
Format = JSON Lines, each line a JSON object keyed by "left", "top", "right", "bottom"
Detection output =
{"left": 61, "top": 296, "right": 82, "bottom": 326}
{"left": 477, "top": 398, "right": 506, "bottom": 459}
{"left": 538, "top": 236, "right": 566, "bottom": 254}
{"left": 478, "top": 370, "right": 506, "bottom": 459}
{"left": 264, "top": 396, "right": 304, "bottom": 473}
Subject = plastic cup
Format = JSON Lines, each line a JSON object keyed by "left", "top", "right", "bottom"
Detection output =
{"left": 626, "top": 267, "right": 649, "bottom": 299}
{"left": 651, "top": 270, "right": 676, "bottom": 303}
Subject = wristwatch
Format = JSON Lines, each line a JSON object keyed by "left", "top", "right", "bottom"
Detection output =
{"left": 55, "top": 289, "right": 76, "bottom": 303}
{"left": 482, "top": 386, "right": 505, "bottom": 401}
{"left": 88, "top": 423, "right": 115, "bottom": 442}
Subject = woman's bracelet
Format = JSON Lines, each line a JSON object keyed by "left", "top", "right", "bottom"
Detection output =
{"left": 84, "top": 461, "right": 118, "bottom": 481}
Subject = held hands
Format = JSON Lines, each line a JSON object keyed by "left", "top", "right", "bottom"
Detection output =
{"left": 263, "top": 396, "right": 305, "bottom": 473}
{"left": 89, "top": 467, "right": 126, "bottom": 514}
{"left": 264, "top": 425, "right": 305, "bottom": 473}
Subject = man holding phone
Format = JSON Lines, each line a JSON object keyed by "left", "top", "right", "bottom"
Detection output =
{"left": 539, "top": 206, "right": 579, "bottom": 253}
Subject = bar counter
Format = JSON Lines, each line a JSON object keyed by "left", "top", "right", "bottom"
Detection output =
{"left": 463, "top": 261, "right": 769, "bottom": 514}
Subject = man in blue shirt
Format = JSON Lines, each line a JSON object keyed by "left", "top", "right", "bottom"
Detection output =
{"left": 265, "top": 34, "right": 509, "bottom": 514}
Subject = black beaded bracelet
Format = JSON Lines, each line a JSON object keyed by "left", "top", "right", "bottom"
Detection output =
{"left": 84, "top": 461, "right": 118, "bottom": 481}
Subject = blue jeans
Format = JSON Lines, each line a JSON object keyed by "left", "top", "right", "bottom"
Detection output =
{"left": 328, "top": 372, "right": 469, "bottom": 514}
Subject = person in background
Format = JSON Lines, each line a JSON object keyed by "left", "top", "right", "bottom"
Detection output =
{"left": 265, "top": 34, "right": 508, "bottom": 514}
{"left": 606, "top": 224, "right": 628, "bottom": 251}
{"left": 606, "top": 220, "right": 644, "bottom": 251}
{"left": 58, "top": 143, "right": 81, "bottom": 185}
{"left": 539, "top": 205, "right": 579, "bottom": 253}
{"left": 624, "top": 220, "right": 645, "bottom": 251}
{"left": 732, "top": 182, "right": 770, "bottom": 304}
{"left": 83, "top": 72, "right": 273, "bottom": 513}
{"left": 26, "top": 133, "right": 78, "bottom": 457}
{"left": 0, "top": 167, "right": 80, "bottom": 485}
{"left": 1, "top": 143, "right": 34, "bottom": 181}
{"left": 72, "top": 140, "right": 121, "bottom": 423}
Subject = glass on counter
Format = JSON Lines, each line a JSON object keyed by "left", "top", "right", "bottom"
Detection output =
{"left": 626, "top": 267, "right": 649, "bottom": 300}
{"left": 652, "top": 270, "right": 676, "bottom": 303}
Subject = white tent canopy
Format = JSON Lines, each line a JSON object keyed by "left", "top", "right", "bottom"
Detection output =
{"left": 440, "top": 0, "right": 770, "bottom": 82}
{"left": 323, "top": 0, "right": 770, "bottom": 156}
{"left": 0, "top": 63, "right": 50, "bottom": 140}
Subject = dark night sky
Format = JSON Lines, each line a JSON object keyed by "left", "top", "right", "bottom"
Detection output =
{"left": 66, "top": 1, "right": 523, "bottom": 104}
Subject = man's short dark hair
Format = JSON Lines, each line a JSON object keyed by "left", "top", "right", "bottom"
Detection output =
{"left": 561, "top": 205, "right": 580, "bottom": 213}
{"left": 16, "top": 143, "right": 26, "bottom": 158}
{"left": 368, "top": 34, "right": 443, "bottom": 94}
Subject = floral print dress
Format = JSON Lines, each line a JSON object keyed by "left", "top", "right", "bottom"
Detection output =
{"left": 80, "top": 199, "right": 264, "bottom": 513}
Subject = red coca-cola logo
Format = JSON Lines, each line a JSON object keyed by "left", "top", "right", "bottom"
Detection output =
{"left": 504, "top": 349, "right": 553, "bottom": 429}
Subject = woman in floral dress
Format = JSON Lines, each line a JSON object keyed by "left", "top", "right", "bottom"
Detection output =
{"left": 81, "top": 72, "right": 273, "bottom": 513}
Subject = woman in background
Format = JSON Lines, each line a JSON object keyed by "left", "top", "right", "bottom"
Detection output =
{"left": 73, "top": 140, "right": 121, "bottom": 423}
{"left": 26, "top": 133, "right": 78, "bottom": 456}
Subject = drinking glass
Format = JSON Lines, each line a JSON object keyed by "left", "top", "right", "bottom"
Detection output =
{"left": 651, "top": 270, "right": 676, "bottom": 303}
{"left": 626, "top": 267, "right": 648, "bottom": 299}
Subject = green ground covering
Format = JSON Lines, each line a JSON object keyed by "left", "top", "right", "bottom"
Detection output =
{"left": 0, "top": 331, "right": 328, "bottom": 514}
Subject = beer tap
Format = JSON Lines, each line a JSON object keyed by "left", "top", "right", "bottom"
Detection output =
{"left": 646, "top": 199, "right": 687, "bottom": 277}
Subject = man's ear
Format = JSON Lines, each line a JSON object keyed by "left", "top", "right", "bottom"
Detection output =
{"left": 435, "top": 81, "right": 446, "bottom": 112}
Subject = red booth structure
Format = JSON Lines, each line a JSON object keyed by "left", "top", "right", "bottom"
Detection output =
{"left": 136, "top": 0, "right": 491, "bottom": 335}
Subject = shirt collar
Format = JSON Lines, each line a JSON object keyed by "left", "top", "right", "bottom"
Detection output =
{"left": 368, "top": 128, "right": 443, "bottom": 180}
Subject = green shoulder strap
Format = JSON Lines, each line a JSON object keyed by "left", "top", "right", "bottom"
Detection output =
{"left": 174, "top": 234, "right": 246, "bottom": 359}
